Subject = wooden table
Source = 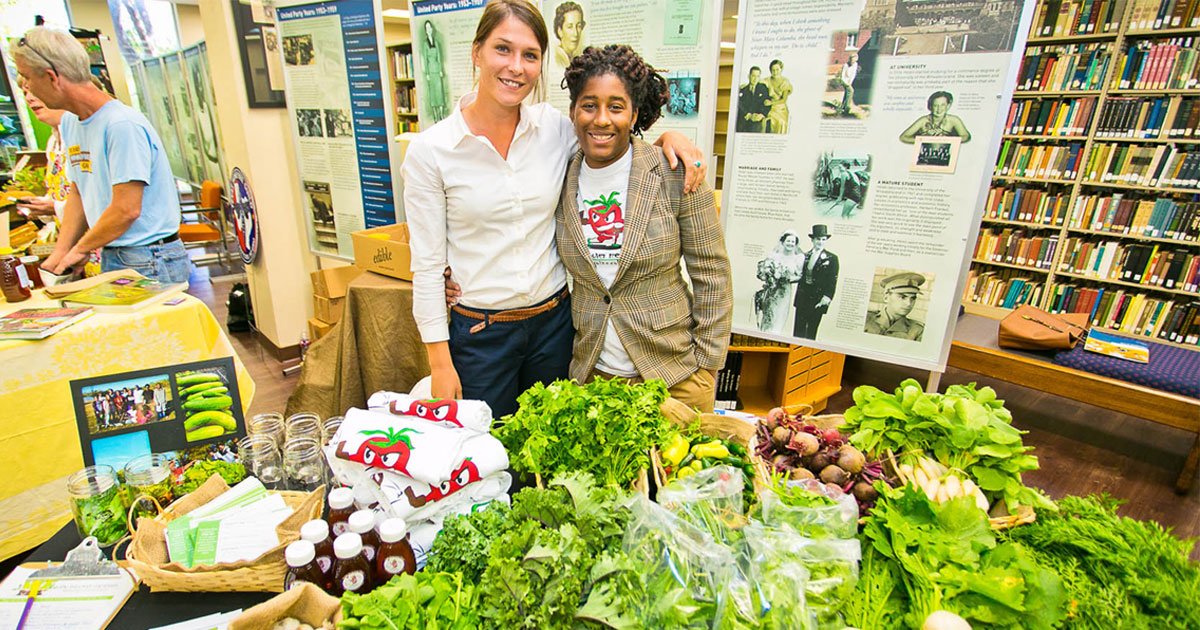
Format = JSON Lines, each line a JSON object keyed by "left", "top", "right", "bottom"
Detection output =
{"left": 948, "top": 314, "right": 1200, "bottom": 493}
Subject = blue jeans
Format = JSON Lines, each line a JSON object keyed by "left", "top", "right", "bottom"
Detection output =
{"left": 101, "top": 239, "right": 191, "bottom": 284}
{"left": 449, "top": 289, "right": 574, "bottom": 419}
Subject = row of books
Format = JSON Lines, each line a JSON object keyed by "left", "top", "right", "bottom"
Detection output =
{"left": 1082, "top": 143, "right": 1200, "bottom": 188}
{"left": 962, "top": 269, "right": 1045, "bottom": 309}
{"left": 1125, "top": 0, "right": 1200, "bottom": 30}
{"left": 1068, "top": 192, "right": 1200, "bottom": 240}
{"left": 395, "top": 120, "right": 420, "bottom": 133}
{"left": 1035, "top": 0, "right": 1127, "bottom": 36}
{"left": 982, "top": 185, "right": 1071, "bottom": 226}
{"left": 1050, "top": 283, "right": 1200, "bottom": 345}
{"left": 390, "top": 49, "right": 414, "bottom": 80}
{"left": 1016, "top": 43, "right": 1113, "bottom": 92}
{"left": 715, "top": 351, "right": 745, "bottom": 411}
{"left": 394, "top": 84, "right": 417, "bottom": 113}
{"left": 1003, "top": 97, "right": 1097, "bottom": 136}
{"left": 1095, "top": 95, "right": 1200, "bottom": 138}
{"left": 995, "top": 140, "right": 1084, "bottom": 179}
{"left": 1058, "top": 237, "right": 1200, "bottom": 290}
{"left": 1111, "top": 38, "right": 1199, "bottom": 91}
{"left": 974, "top": 228, "right": 1061, "bottom": 269}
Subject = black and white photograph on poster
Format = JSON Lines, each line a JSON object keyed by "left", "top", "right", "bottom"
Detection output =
{"left": 551, "top": 1, "right": 586, "bottom": 68}
{"left": 305, "top": 181, "right": 339, "bottom": 253}
{"left": 911, "top": 136, "right": 962, "bottom": 173}
{"left": 793, "top": 225, "right": 840, "bottom": 340}
{"left": 282, "top": 33, "right": 315, "bottom": 66}
{"left": 822, "top": 30, "right": 879, "bottom": 119}
{"left": 812, "top": 151, "right": 871, "bottom": 219}
{"left": 667, "top": 75, "right": 700, "bottom": 118}
{"left": 899, "top": 90, "right": 973, "bottom": 145}
{"left": 296, "top": 109, "right": 324, "bottom": 137}
{"left": 323, "top": 109, "right": 354, "bottom": 138}
{"left": 863, "top": 0, "right": 1023, "bottom": 56}
{"left": 736, "top": 61, "right": 792, "bottom": 134}
{"left": 863, "top": 268, "right": 933, "bottom": 341}
{"left": 753, "top": 229, "right": 804, "bottom": 335}
{"left": 416, "top": 19, "right": 451, "bottom": 124}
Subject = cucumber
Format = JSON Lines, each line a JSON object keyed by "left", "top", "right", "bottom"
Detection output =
{"left": 181, "top": 381, "right": 225, "bottom": 397}
{"left": 184, "top": 410, "right": 237, "bottom": 431}
{"left": 176, "top": 372, "right": 221, "bottom": 387}
{"left": 186, "top": 425, "right": 227, "bottom": 441}
{"left": 195, "top": 387, "right": 229, "bottom": 398}
{"left": 183, "top": 395, "right": 233, "bottom": 412}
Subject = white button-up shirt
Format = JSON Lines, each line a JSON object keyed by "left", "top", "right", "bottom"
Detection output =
{"left": 401, "top": 94, "right": 577, "bottom": 343}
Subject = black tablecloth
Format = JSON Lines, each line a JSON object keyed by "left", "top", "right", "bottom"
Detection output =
{"left": 21, "top": 524, "right": 274, "bottom": 629}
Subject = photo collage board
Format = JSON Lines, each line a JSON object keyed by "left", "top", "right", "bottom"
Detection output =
{"left": 70, "top": 357, "right": 247, "bottom": 472}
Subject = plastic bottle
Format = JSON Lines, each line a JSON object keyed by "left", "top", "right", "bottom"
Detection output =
{"left": 299, "top": 519, "right": 335, "bottom": 589}
{"left": 348, "top": 510, "right": 381, "bottom": 564}
{"left": 284, "top": 540, "right": 324, "bottom": 591}
{"left": 375, "top": 518, "right": 417, "bottom": 582}
{"left": 327, "top": 487, "right": 355, "bottom": 537}
{"left": 332, "top": 532, "right": 371, "bottom": 596}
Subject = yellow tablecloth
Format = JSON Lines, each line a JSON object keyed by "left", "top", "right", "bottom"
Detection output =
{"left": 0, "top": 291, "right": 255, "bottom": 560}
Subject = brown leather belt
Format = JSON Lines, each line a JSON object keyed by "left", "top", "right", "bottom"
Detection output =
{"left": 451, "top": 286, "right": 570, "bottom": 334}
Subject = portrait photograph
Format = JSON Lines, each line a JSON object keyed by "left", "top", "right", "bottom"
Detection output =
{"left": 734, "top": 59, "right": 792, "bottom": 134}
{"left": 863, "top": 268, "right": 934, "bottom": 342}
{"left": 822, "top": 30, "right": 879, "bottom": 119}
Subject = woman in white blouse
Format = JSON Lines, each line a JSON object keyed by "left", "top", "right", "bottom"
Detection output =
{"left": 401, "top": 0, "right": 704, "bottom": 418}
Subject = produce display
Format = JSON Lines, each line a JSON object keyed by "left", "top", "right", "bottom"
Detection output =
{"left": 658, "top": 427, "right": 755, "bottom": 510}
{"left": 172, "top": 460, "right": 247, "bottom": 495}
{"left": 177, "top": 370, "right": 237, "bottom": 442}
{"left": 338, "top": 572, "right": 478, "bottom": 629}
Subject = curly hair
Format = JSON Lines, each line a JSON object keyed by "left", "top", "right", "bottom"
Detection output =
{"left": 562, "top": 44, "right": 668, "bottom": 136}
{"left": 553, "top": 2, "right": 584, "bottom": 36}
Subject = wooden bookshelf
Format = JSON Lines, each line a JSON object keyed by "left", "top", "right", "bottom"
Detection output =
{"left": 386, "top": 42, "right": 419, "bottom": 133}
{"left": 965, "top": 0, "right": 1200, "bottom": 348}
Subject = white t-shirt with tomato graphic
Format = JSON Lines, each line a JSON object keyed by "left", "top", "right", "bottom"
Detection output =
{"left": 576, "top": 148, "right": 637, "bottom": 377}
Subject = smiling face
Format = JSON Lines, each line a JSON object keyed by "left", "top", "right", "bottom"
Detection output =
{"left": 572, "top": 72, "right": 636, "bottom": 169}
{"left": 811, "top": 235, "right": 829, "bottom": 252}
{"left": 748, "top": 67, "right": 760, "bottom": 85}
{"left": 558, "top": 9, "right": 583, "bottom": 53}
{"left": 770, "top": 62, "right": 782, "bottom": 78}
{"left": 473, "top": 16, "right": 543, "bottom": 109}
{"left": 930, "top": 95, "right": 951, "bottom": 117}
{"left": 884, "top": 289, "right": 918, "bottom": 318}
{"left": 782, "top": 234, "right": 799, "bottom": 252}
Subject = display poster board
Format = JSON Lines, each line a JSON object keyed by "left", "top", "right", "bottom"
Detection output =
{"left": 138, "top": 57, "right": 190, "bottom": 181}
{"left": 722, "top": 0, "right": 1032, "bottom": 371}
{"left": 409, "top": 0, "right": 722, "bottom": 156}
{"left": 277, "top": 0, "right": 403, "bottom": 258}
{"left": 182, "top": 44, "right": 227, "bottom": 186}
{"left": 165, "top": 53, "right": 206, "bottom": 187}
{"left": 70, "top": 357, "right": 247, "bottom": 470}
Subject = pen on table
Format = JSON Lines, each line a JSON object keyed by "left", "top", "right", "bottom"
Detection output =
{"left": 15, "top": 579, "right": 47, "bottom": 630}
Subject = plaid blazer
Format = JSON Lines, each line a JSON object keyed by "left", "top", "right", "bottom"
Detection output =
{"left": 555, "top": 139, "right": 732, "bottom": 387}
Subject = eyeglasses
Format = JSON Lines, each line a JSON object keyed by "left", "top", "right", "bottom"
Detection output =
{"left": 17, "top": 37, "right": 57, "bottom": 76}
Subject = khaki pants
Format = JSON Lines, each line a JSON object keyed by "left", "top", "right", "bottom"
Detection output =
{"left": 588, "top": 368, "right": 716, "bottom": 424}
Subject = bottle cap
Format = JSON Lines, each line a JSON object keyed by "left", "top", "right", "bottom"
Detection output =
{"left": 328, "top": 487, "right": 354, "bottom": 510}
{"left": 333, "top": 532, "right": 363, "bottom": 559}
{"left": 285, "top": 540, "right": 316, "bottom": 567}
{"left": 348, "top": 510, "right": 375, "bottom": 535}
{"left": 378, "top": 518, "right": 408, "bottom": 543}
{"left": 300, "top": 519, "right": 329, "bottom": 543}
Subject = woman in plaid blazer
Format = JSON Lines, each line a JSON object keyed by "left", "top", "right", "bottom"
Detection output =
{"left": 555, "top": 45, "right": 732, "bottom": 412}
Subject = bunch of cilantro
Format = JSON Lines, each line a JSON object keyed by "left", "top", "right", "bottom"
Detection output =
{"left": 494, "top": 378, "right": 673, "bottom": 487}
{"left": 851, "top": 483, "right": 1067, "bottom": 629}
{"left": 1002, "top": 494, "right": 1200, "bottom": 628}
{"left": 841, "top": 379, "right": 1054, "bottom": 512}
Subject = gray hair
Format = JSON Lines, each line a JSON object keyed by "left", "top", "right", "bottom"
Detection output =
{"left": 14, "top": 27, "right": 91, "bottom": 84}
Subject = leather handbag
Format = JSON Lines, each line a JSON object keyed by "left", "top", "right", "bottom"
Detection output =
{"left": 998, "top": 305, "right": 1090, "bottom": 350}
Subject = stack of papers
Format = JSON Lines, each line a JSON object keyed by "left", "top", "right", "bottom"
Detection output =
{"left": 165, "top": 479, "right": 294, "bottom": 567}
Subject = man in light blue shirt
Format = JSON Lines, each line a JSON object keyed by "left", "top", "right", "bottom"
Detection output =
{"left": 14, "top": 27, "right": 189, "bottom": 284}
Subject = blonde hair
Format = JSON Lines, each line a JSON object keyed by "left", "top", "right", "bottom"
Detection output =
{"left": 13, "top": 27, "right": 91, "bottom": 84}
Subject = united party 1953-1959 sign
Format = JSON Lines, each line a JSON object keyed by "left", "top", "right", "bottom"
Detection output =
{"left": 228, "top": 167, "right": 260, "bottom": 265}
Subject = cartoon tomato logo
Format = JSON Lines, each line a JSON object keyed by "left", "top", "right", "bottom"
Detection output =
{"left": 388, "top": 398, "right": 463, "bottom": 427}
{"left": 583, "top": 191, "right": 623, "bottom": 245}
{"left": 405, "top": 458, "right": 481, "bottom": 508}
{"left": 337, "top": 427, "right": 420, "bottom": 477}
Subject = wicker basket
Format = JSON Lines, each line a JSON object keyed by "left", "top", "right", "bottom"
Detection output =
{"left": 117, "top": 475, "right": 325, "bottom": 592}
{"left": 651, "top": 413, "right": 757, "bottom": 489}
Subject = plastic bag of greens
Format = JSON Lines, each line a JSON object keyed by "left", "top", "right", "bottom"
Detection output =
{"left": 623, "top": 495, "right": 734, "bottom": 629}
{"left": 757, "top": 478, "right": 858, "bottom": 539}
{"left": 745, "top": 522, "right": 859, "bottom": 630}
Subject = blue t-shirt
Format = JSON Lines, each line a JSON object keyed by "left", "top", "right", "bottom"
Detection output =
{"left": 59, "top": 100, "right": 180, "bottom": 247}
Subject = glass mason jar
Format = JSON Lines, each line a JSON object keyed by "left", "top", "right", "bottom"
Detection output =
{"left": 283, "top": 438, "right": 326, "bottom": 493}
{"left": 248, "top": 412, "right": 285, "bottom": 449}
{"left": 285, "top": 412, "right": 322, "bottom": 443}
{"left": 123, "top": 454, "right": 174, "bottom": 525}
{"left": 66, "top": 465, "right": 127, "bottom": 546}
{"left": 240, "top": 435, "right": 286, "bottom": 491}
{"left": 321, "top": 416, "right": 344, "bottom": 446}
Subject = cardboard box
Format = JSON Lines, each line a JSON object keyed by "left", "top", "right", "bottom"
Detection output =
{"left": 351, "top": 223, "right": 412, "bottom": 280}
{"left": 310, "top": 265, "right": 363, "bottom": 299}
{"left": 313, "top": 294, "right": 344, "bottom": 324}
{"left": 308, "top": 317, "right": 334, "bottom": 341}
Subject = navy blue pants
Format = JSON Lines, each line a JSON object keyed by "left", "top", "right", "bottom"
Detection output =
{"left": 448, "top": 289, "right": 574, "bottom": 419}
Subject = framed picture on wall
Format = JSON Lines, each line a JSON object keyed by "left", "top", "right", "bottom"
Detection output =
{"left": 231, "top": 0, "right": 286, "bottom": 108}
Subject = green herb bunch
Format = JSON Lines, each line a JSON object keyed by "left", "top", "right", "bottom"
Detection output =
{"left": 494, "top": 378, "right": 672, "bottom": 486}
{"left": 338, "top": 572, "right": 479, "bottom": 629}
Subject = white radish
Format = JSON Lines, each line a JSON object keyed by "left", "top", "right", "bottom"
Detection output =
{"left": 974, "top": 489, "right": 990, "bottom": 512}
{"left": 943, "top": 474, "right": 962, "bottom": 499}
{"left": 923, "top": 610, "right": 972, "bottom": 630}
